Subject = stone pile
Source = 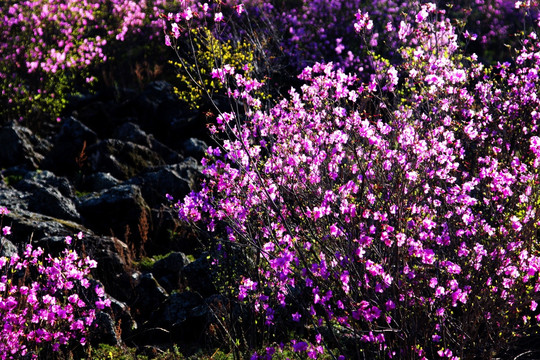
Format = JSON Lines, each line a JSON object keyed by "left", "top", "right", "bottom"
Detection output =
{"left": 0, "top": 81, "right": 230, "bottom": 355}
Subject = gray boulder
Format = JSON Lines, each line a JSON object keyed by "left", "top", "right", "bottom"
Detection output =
{"left": 114, "top": 122, "right": 183, "bottom": 164}
{"left": 81, "top": 172, "right": 121, "bottom": 192}
{"left": 87, "top": 139, "right": 166, "bottom": 180}
{"left": 0, "top": 208, "right": 84, "bottom": 246}
{"left": 78, "top": 184, "right": 152, "bottom": 256}
{"left": 181, "top": 137, "right": 208, "bottom": 159}
{"left": 26, "top": 185, "right": 80, "bottom": 222}
{"left": 20, "top": 170, "right": 75, "bottom": 198}
{"left": 152, "top": 251, "right": 191, "bottom": 293}
{"left": 0, "top": 121, "right": 48, "bottom": 169}
{"left": 14, "top": 173, "right": 80, "bottom": 222}
{"left": 0, "top": 238, "right": 18, "bottom": 257}
{"left": 42, "top": 116, "right": 98, "bottom": 176}
{"left": 126, "top": 158, "right": 201, "bottom": 208}
{"left": 131, "top": 272, "right": 169, "bottom": 321}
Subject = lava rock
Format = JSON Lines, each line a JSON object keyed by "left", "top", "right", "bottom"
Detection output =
{"left": 0, "top": 180, "right": 31, "bottom": 212}
{"left": 19, "top": 170, "right": 76, "bottom": 198}
{"left": 114, "top": 122, "right": 183, "bottom": 164}
{"left": 126, "top": 158, "right": 201, "bottom": 208}
{"left": 0, "top": 208, "right": 84, "bottom": 245}
{"left": 14, "top": 173, "right": 80, "bottom": 222}
{"left": 80, "top": 172, "right": 121, "bottom": 192}
{"left": 87, "top": 139, "right": 166, "bottom": 180}
{"left": 78, "top": 184, "right": 152, "bottom": 256}
{"left": 181, "top": 138, "right": 208, "bottom": 159}
{"left": 158, "top": 291, "right": 206, "bottom": 342}
{"left": 0, "top": 121, "right": 47, "bottom": 169}
{"left": 152, "top": 251, "right": 190, "bottom": 293}
{"left": 0, "top": 238, "right": 18, "bottom": 257}
{"left": 131, "top": 272, "right": 169, "bottom": 321}
{"left": 129, "top": 81, "right": 203, "bottom": 145}
{"left": 42, "top": 116, "right": 99, "bottom": 176}
{"left": 182, "top": 253, "right": 216, "bottom": 297}
{"left": 84, "top": 235, "right": 133, "bottom": 285}
{"left": 92, "top": 312, "right": 122, "bottom": 346}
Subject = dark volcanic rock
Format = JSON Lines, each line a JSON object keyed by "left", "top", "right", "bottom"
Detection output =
{"left": 42, "top": 116, "right": 99, "bottom": 176}
{"left": 85, "top": 235, "right": 133, "bottom": 276}
{"left": 126, "top": 158, "right": 201, "bottom": 208}
{"left": 25, "top": 185, "right": 80, "bottom": 222}
{"left": 0, "top": 180, "right": 31, "bottom": 212}
{"left": 152, "top": 251, "right": 190, "bottom": 293}
{"left": 114, "top": 122, "right": 183, "bottom": 164}
{"left": 14, "top": 171, "right": 80, "bottom": 222}
{"left": 114, "top": 122, "right": 153, "bottom": 148}
{"left": 131, "top": 272, "right": 168, "bottom": 321}
{"left": 130, "top": 328, "right": 172, "bottom": 348}
{"left": 108, "top": 296, "right": 138, "bottom": 343}
{"left": 0, "top": 121, "right": 49, "bottom": 169}
{"left": 87, "top": 139, "right": 166, "bottom": 180}
{"left": 0, "top": 80, "right": 216, "bottom": 353}
{"left": 92, "top": 312, "right": 122, "bottom": 346}
{"left": 0, "top": 177, "right": 83, "bottom": 242}
{"left": 78, "top": 184, "right": 152, "bottom": 256}
{"left": 0, "top": 208, "right": 84, "bottom": 246}
{"left": 73, "top": 96, "right": 132, "bottom": 138}
{"left": 157, "top": 291, "right": 206, "bottom": 343}
{"left": 148, "top": 206, "right": 200, "bottom": 256}
{"left": 152, "top": 251, "right": 190, "bottom": 276}
{"left": 80, "top": 172, "right": 121, "bottom": 192}
{"left": 19, "top": 170, "right": 76, "bottom": 198}
{"left": 129, "top": 81, "right": 203, "bottom": 145}
{"left": 182, "top": 253, "right": 216, "bottom": 297}
{"left": 85, "top": 278, "right": 136, "bottom": 347}
{"left": 84, "top": 235, "right": 133, "bottom": 283}
{"left": 181, "top": 138, "right": 208, "bottom": 159}
{"left": 0, "top": 238, "right": 18, "bottom": 257}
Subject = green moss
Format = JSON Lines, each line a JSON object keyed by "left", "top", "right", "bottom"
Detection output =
{"left": 85, "top": 344, "right": 143, "bottom": 360}
{"left": 83, "top": 344, "right": 232, "bottom": 360}
{"left": 3, "top": 174, "right": 23, "bottom": 187}
{"left": 80, "top": 341, "right": 344, "bottom": 360}
{"left": 75, "top": 190, "right": 92, "bottom": 198}
{"left": 134, "top": 251, "right": 176, "bottom": 271}
{"left": 51, "top": 218, "right": 85, "bottom": 232}
{"left": 135, "top": 257, "right": 156, "bottom": 271}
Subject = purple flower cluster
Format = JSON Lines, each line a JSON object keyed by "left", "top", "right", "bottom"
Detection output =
{"left": 0, "top": 0, "right": 174, "bottom": 122}
{"left": 0, "top": 208, "right": 109, "bottom": 359}
{"left": 166, "top": 0, "right": 538, "bottom": 81}
{"left": 171, "top": 1, "right": 540, "bottom": 358}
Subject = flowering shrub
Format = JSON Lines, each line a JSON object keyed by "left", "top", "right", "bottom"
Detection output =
{"left": 166, "top": 0, "right": 538, "bottom": 85}
{"left": 0, "top": 0, "right": 175, "bottom": 124}
{"left": 172, "top": 1, "right": 540, "bottom": 359}
{"left": 169, "top": 26, "right": 256, "bottom": 109}
{"left": 0, "top": 207, "right": 110, "bottom": 359}
{"left": 163, "top": 1, "right": 277, "bottom": 109}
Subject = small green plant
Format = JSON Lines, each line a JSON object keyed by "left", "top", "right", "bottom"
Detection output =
{"left": 2, "top": 174, "right": 23, "bottom": 187}
{"left": 86, "top": 343, "right": 142, "bottom": 360}
{"left": 134, "top": 252, "right": 175, "bottom": 271}
{"left": 0, "top": 0, "right": 176, "bottom": 125}
{"left": 169, "top": 26, "right": 263, "bottom": 109}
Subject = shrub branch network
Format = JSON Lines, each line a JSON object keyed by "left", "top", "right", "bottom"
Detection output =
{"left": 3, "top": 0, "right": 540, "bottom": 359}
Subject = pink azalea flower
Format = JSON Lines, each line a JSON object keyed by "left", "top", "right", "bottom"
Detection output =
{"left": 2, "top": 226, "right": 11, "bottom": 236}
